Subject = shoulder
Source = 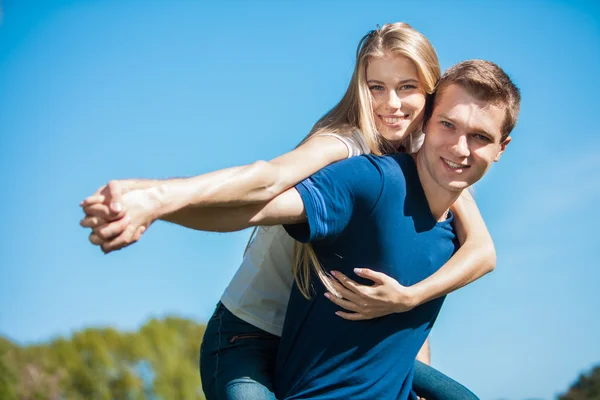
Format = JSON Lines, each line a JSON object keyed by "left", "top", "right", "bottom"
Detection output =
{"left": 312, "top": 128, "right": 371, "bottom": 158}
{"left": 360, "top": 153, "right": 414, "bottom": 175}
{"left": 298, "top": 155, "right": 385, "bottom": 210}
{"left": 318, "top": 154, "right": 388, "bottom": 185}
{"left": 344, "top": 129, "right": 372, "bottom": 156}
{"left": 323, "top": 154, "right": 411, "bottom": 184}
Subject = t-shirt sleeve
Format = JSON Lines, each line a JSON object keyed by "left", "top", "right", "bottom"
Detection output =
{"left": 314, "top": 129, "right": 371, "bottom": 158}
{"left": 284, "top": 155, "right": 383, "bottom": 243}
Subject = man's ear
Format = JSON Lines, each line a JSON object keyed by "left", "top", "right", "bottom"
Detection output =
{"left": 494, "top": 136, "right": 511, "bottom": 162}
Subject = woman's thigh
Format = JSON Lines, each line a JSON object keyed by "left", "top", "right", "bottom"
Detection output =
{"left": 413, "top": 360, "right": 479, "bottom": 400}
{"left": 200, "top": 302, "right": 280, "bottom": 400}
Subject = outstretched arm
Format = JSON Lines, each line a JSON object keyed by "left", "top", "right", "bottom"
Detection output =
{"left": 155, "top": 135, "right": 351, "bottom": 212}
{"left": 83, "top": 185, "right": 307, "bottom": 251}
{"left": 80, "top": 135, "right": 350, "bottom": 252}
{"left": 82, "top": 135, "right": 350, "bottom": 212}
{"left": 160, "top": 188, "right": 307, "bottom": 231}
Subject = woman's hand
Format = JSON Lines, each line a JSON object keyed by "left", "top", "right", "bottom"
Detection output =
{"left": 324, "top": 269, "right": 420, "bottom": 320}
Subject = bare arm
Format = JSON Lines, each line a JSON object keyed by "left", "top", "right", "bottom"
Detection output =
{"left": 81, "top": 135, "right": 348, "bottom": 215}
{"left": 84, "top": 185, "right": 307, "bottom": 250}
{"left": 81, "top": 135, "right": 348, "bottom": 252}
{"left": 410, "top": 190, "right": 496, "bottom": 304}
{"left": 159, "top": 188, "right": 307, "bottom": 232}
{"left": 149, "top": 135, "right": 350, "bottom": 218}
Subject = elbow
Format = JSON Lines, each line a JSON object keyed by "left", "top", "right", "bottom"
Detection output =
{"left": 247, "top": 160, "right": 283, "bottom": 202}
{"left": 462, "top": 235, "right": 497, "bottom": 276}
{"left": 479, "top": 242, "right": 497, "bottom": 275}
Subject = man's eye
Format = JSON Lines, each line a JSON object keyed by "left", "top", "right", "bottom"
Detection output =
{"left": 369, "top": 85, "right": 385, "bottom": 91}
{"left": 475, "top": 134, "right": 491, "bottom": 142}
{"left": 441, "top": 121, "right": 454, "bottom": 129}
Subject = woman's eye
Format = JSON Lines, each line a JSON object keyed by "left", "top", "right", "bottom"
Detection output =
{"left": 400, "top": 84, "right": 417, "bottom": 90}
{"left": 369, "top": 85, "right": 385, "bottom": 91}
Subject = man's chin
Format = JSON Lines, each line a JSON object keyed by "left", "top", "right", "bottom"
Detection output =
{"left": 445, "top": 181, "right": 470, "bottom": 192}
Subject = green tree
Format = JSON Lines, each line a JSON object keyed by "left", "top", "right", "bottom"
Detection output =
{"left": 0, "top": 316, "right": 206, "bottom": 399}
{"left": 560, "top": 365, "right": 600, "bottom": 400}
{"left": 0, "top": 338, "right": 18, "bottom": 400}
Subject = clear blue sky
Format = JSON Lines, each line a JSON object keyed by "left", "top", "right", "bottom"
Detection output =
{"left": 0, "top": 1, "right": 599, "bottom": 399}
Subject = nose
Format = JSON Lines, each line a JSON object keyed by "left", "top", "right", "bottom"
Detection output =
{"left": 387, "top": 90, "right": 401, "bottom": 109}
{"left": 452, "top": 135, "right": 470, "bottom": 158}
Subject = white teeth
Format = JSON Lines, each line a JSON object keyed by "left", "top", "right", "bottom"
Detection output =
{"left": 444, "top": 159, "right": 465, "bottom": 169}
{"left": 382, "top": 116, "right": 404, "bottom": 124}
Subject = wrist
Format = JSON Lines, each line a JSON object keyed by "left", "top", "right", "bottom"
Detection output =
{"left": 147, "top": 184, "right": 171, "bottom": 221}
{"left": 398, "top": 284, "right": 425, "bottom": 312}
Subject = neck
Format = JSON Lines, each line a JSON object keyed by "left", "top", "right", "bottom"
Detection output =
{"left": 413, "top": 153, "right": 462, "bottom": 222}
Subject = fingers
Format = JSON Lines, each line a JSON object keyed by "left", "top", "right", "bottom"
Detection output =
{"left": 331, "top": 270, "right": 366, "bottom": 296}
{"left": 80, "top": 180, "right": 124, "bottom": 219}
{"left": 92, "top": 217, "right": 131, "bottom": 241}
{"left": 83, "top": 203, "right": 121, "bottom": 221}
{"left": 353, "top": 268, "right": 387, "bottom": 284}
{"left": 334, "top": 311, "right": 368, "bottom": 321}
{"left": 80, "top": 194, "right": 106, "bottom": 207}
{"left": 83, "top": 203, "right": 112, "bottom": 219}
{"left": 80, "top": 216, "right": 108, "bottom": 228}
{"left": 324, "top": 292, "right": 361, "bottom": 312}
{"left": 133, "top": 226, "right": 146, "bottom": 241}
{"left": 89, "top": 232, "right": 103, "bottom": 245}
{"left": 80, "top": 183, "right": 107, "bottom": 206}
{"left": 329, "top": 277, "right": 363, "bottom": 304}
{"left": 101, "top": 224, "right": 141, "bottom": 253}
{"left": 106, "top": 180, "right": 124, "bottom": 214}
{"left": 87, "top": 225, "right": 145, "bottom": 254}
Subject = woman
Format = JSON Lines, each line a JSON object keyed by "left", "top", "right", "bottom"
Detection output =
{"left": 81, "top": 23, "right": 488, "bottom": 400}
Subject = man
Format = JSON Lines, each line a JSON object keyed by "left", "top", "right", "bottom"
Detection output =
{"left": 82, "top": 60, "right": 520, "bottom": 399}
{"left": 266, "top": 60, "right": 518, "bottom": 400}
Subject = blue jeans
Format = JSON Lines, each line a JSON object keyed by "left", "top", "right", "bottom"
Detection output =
{"left": 413, "top": 359, "right": 479, "bottom": 400}
{"left": 200, "top": 302, "right": 279, "bottom": 400}
{"left": 199, "top": 302, "right": 478, "bottom": 400}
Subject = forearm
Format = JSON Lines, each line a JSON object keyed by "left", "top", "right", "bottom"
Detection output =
{"left": 151, "top": 161, "right": 283, "bottom": 218}
{"left": 159, "top": 187, "right": 306, "bottom": 232}
{"left": 152, "top": 135, "right": 350, "bottom": 219}
{"left": 409, "top": 191, "right": 496, "bottom": 305}
{"left": 161, "top": 203, "right": 266, "bottom": 232}
{"left": 410, "top": 239, "right": 495, "bottom": 304}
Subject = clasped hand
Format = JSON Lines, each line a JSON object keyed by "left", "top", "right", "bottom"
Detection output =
{"left": 79, "top": 181, "right": 157, "bottom": 254}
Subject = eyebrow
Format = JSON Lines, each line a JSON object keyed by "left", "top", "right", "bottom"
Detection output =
{"left": 367, "top": 78, "right": 420, "bottom": 85}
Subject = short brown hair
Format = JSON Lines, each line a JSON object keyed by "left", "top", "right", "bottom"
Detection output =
{"left": 428, "top": 60, "right": 521, "bottom": 141}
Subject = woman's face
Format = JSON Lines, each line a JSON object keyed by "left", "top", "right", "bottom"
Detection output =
{"left": 366, "top": 55, "right": 427, "bottom": 147}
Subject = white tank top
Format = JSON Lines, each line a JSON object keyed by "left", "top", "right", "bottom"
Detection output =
{"left": 220, "top": 129, "right": 427, "bottom": 336}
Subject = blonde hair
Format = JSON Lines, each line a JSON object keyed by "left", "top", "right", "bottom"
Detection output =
{"left": 249, "top": 23, "right": 441, "bottom": 299}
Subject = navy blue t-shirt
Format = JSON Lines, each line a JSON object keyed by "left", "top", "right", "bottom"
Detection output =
{"left": 276, "top": 153, "right": 458, "bottom": 400}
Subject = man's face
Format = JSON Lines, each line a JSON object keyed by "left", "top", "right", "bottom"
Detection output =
{"left": 420, "top": 83, "right": 511, "bottom": 192}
